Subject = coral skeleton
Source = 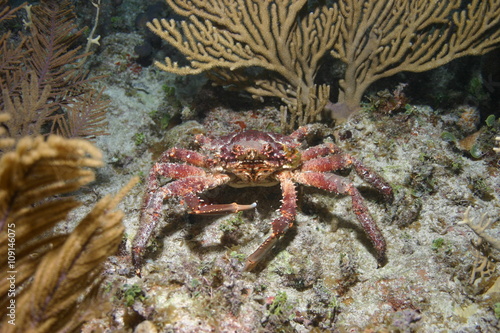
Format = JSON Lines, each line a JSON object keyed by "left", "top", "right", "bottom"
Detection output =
{"left": 459, "top": 206, "right": 500, "bottom": 252}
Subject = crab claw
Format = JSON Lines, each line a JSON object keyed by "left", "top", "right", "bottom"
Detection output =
{"left": 191, "top": 202, "right": 257, "bottom": 215}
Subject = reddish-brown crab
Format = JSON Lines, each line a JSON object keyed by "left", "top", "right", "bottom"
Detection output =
{"left": 132, "top": 125, "right": 393, "bottom": 272}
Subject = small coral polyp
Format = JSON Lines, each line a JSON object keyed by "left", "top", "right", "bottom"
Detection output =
{"left": 132, "top": 125, "right": 393, "bottom": 272}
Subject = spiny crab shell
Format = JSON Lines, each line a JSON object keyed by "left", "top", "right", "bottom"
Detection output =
{"left": 199, "top": 130, "right": 302, "bottom": 187}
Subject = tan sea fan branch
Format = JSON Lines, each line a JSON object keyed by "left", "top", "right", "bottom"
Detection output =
{"left": 0, "top": 117, "right": 138, "bottom": 331}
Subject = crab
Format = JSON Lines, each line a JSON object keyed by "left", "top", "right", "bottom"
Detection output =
{"left": 132, "top": 125, "right": 393, "bottom": 273}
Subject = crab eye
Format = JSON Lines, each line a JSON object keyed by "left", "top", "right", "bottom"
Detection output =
{"left": 263, "top": 143, "right": 273, "bottom": 157}
{"left": 231, "top": 145, "right": 242, "bottom": 154}
{"left": 284, "top": 147, "right": 299, "bottom": 161}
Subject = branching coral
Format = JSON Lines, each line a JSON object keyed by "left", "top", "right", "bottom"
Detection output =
{"left": 148, "top": 0, "right": 338, "bottom": 129}
{"left": 460, "top": 206, "right": 500, "bottom": 252}
{"left": 333, "top": 0, "right": 500, "bottom": 112}
{"left": 459, "top": 206, "right": 500, "bottom": 288}
{"left": 148, "top": 0, "right": 500, "bottom": 128}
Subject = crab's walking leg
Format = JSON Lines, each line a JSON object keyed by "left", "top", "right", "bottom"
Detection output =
{"left": 133, "top": 164, "right": 256, "bottom": 272}
{"left": 245, "top": 172, "right": 297, "bottom": 271}
{"left": 133, "top": 171, "right": 231, "bottom": 271}
{"left": 289, "top": 124, "right": 323, "bottom": 142}
{"left": 294, "top": 172, "right": 387, "bottom": 264}
{"left": 350, "top": 157, "right": 393, "bottom": 202}
{"left": 302, "top": 154, "right": 394, "bottom": 203}
{"left": 160, "top": 147, "right": 208, "bottom": 166}
{"left": 300, "top": 143, "right": 342, "bottom": 160}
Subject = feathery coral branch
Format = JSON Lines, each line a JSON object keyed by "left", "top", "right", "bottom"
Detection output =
{"left": 0, "top": 0, "right": 109, "bottom": 139}
{"left": 0, "top": 113, "right": 138, "bottom": 331}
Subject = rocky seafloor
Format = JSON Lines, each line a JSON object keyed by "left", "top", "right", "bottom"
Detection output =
{"left": 70, "top": 30, "right": 500, "bottom": 333}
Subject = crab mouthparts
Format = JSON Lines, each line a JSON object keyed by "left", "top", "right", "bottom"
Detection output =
{"left": 226, "top": 160, "right": 280, "bottom": 186}
{"left": 237, "top": 148, "right": 269, "bottom": 161}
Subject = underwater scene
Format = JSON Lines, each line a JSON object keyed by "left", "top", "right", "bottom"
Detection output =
{"left": 1, "top": 0, "right": 500, "bottom": 332}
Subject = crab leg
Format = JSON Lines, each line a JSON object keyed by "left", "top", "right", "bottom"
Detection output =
{"left": 300, "top": 143, "right": 341, "bottom": 161}
{"left": 293, "top": 171, "right": 387, "bottom": 265}
{"left": 133, "top": 174, "right": 232, "bottom": 271}
{"left": 289, "top": 124, "right": 322, "bottom": 142}
{"left": 350, "top": 157, "right": 393, "bottom": 202}
{"left": 186, "top": 194, "right": 257, "bottom": 215}
{"left": 158, "top": 147, "right": 208, "bottom": 167}
{"left": 302, "top": 155, "right": 394, "bottom": 202}
{"left": 301, "top": 154, "right": 349, "bottom": 172}
{"left": 245, "top": 172, "right": 297, "bottom": 271}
